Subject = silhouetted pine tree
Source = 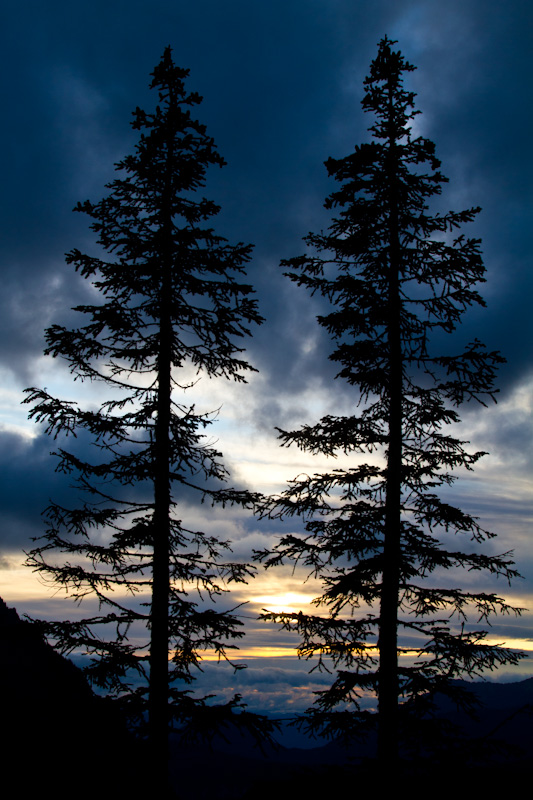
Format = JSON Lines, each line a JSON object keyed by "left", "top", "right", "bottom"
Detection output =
{"left": 255, "top": 37, "right": 523, "bottom": 766}
{"left": 25, "top": 48, "right": 268, "bottom": 784}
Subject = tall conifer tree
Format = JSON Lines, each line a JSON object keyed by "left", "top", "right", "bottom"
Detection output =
{"left": 25, "top": 48, "right": 264, "bottom": 779}
{"left": 256, "top": 38, "right": 522, "bottom": 765}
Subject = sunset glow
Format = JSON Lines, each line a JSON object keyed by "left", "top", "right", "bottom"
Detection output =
{"left": 0, "top": 11, "right": 531, "bottom": 787}
{"left": 253, "top": 592, "right": 317, "bottom": 614}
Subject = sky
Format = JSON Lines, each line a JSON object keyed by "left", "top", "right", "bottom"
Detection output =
{"left": 0, "top": 0, "right": 531, "bottom": 721}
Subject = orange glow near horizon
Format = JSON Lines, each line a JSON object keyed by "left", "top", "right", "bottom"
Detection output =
{"left": 252, "top": 591, "right": 317, "bottom": 614}
{"left": 196, "top": 646, "right": 301, "bottom": 660}
{"left": 4, "top": 556, "right": 532, "bottom": 663}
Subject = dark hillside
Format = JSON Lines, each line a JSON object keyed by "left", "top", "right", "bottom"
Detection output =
{"left": 0, "top": 597, "right": 148, "bottom": 796}
{"left": 1, "top": 596, "right": 531, "bottom": 798}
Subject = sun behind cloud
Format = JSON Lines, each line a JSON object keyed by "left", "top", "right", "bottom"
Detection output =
{"left": 253, "top": 591, "right": 316, "bottom": 614}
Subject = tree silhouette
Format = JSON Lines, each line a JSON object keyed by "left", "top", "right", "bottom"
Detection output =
{"left": 25, "top": 48, "right": 266, "bottom": 783}
{"left": 255, "top": 37, "right": 523, "bottom": 766}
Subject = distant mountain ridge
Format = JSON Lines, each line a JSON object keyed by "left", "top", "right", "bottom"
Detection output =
{"left": 2, "top": 596, "right": 531, "bottom": 798}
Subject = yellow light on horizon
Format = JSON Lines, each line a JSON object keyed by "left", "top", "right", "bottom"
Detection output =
{"left": 252, "top": 592, "right": 316, "bottom": 614}
{"left": 197, "top": 646, "right": 300, "bottom": 660}
{"left": 484, "top": 637, "right": 533, "bottom": 652}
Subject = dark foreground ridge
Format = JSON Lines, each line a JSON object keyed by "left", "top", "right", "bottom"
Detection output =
{"left": 0, "top": 597, "right": 150, "bottom": 796}
{"left": 1, "top": 597, "right": 531, "bottom": 798}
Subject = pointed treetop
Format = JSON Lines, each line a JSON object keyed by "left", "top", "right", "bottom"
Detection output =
{"left": 149, "top": 46, "right": 201, "bottom": 108}
{"left": 362, "top": 37, "right": 420, "bottom": 135}
{"left": 366, "top": 36, "right": 416, "bottom": 85}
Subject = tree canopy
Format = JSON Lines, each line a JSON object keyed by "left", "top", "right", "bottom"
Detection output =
{"left": 25, "top": 47, "right": 268, "bottom": 781}
{"left": 256, "top": 37, "right": 523, "bottom": 765}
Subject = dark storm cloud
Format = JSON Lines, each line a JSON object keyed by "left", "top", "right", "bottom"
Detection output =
{"left": 1, "top": 1, "right": 530, "bottom": 398}
{"left": 0, "top": 429, "right": 68, "bottom": 549}
{"left": 0, "top": 2, "right": 530, "bottom": 540}
{"left": 386, "top": 1, "right": 533, "bottom": 394}
{"left": 0, "top": 425, "right": 155, "bottom": 554}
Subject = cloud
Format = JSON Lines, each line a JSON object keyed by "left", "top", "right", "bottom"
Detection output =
{"left": 0, "top": 0, "right": 530, "bottom": 706}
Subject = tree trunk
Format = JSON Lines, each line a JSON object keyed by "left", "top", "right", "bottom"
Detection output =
{"left": 377, "top": 77, "right": 403, "bottom": 766}
{"left": 149, "top": 107, "right": 177, "bottom": 790}
{"left": 149, "top": 275, "right": 172, "bottom": 783}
